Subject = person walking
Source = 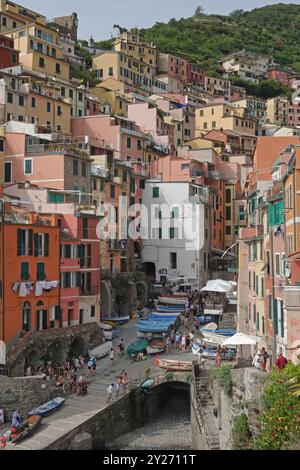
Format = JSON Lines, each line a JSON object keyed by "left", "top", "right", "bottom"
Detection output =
{"left": 252, "top": 351, "right": 262, "bottom": 370}
{"left": 115, "top": 377, "right": 121, "bottom": 400}
{"left": 106, "top": 384, "right": 114, "bottom": 405}
{"left": 275, "top": 352, "right": 288, "bottom": 370}
{"left": 92, "top": 356, "right": 97, "bottom": 375}
{"left": 215, "top": 345, "right": 222, "bottom": 368}
{"left": 175, "top": 332, "right": 181, "bottom": 349}
{"left": 119, "top": 338, "right": 125, "bottom": 357}
{"left": 87, "top": 358, "right": 93, "bottom": 376}
{"left": 181, "top": 334, "right": 186, "bottom": 352}
{"left": 170, "top": 330, "right": 175, "bottom": 351}
{"left": 166, "top": 336, "right": 171, "bottom": 354}
{"left": 260, "top": 348, "right": 269, "bottom": 371}
{"left": 109, "top": 348, "right": 114, "bottom": 367}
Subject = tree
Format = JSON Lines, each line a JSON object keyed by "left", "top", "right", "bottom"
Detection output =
{"left": 194, "top": 6, "right": 205, "bottom": 17}
{"left": 229, "top": 9, "right": 245, "bottom": 18}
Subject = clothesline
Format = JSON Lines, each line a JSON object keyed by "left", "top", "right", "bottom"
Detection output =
{"left": 12, "top": 281, "right": 60, "bottom": 297}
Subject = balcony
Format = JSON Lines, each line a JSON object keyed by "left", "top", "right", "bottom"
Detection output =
{"left": 108, "top": 240, "right": 120, "bottom": 251}
{"left": 26, "top": 142, "right": 89, "bottom": 158}
{"left": 284, "top": 286, "right": 300, "bottom": 309}
{"left": 91, "top": 166, "right": 108, "bottom": 178}
{"left": 80, "top": 286, "right": 99, "bottom": 297}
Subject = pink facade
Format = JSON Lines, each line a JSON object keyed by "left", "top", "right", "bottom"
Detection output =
{"left": 150, "top": 155, "right": 207, "bottom": 185}
{"left": 266, "top": 68, "right": 291, "bottom": 86}
{"left": 127, "top": 103, "right": 169, "bottom": 146}
{"left": 186, "top": 63, "right": 205, "bottom": 86}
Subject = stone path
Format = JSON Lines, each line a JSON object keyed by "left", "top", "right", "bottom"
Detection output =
{"left": 5, "top": 320, "right": 196, "bottom": 450}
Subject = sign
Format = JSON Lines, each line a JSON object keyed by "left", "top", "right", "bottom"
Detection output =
{"left": 159, "top": 269, "right": 167, "bottom": 275}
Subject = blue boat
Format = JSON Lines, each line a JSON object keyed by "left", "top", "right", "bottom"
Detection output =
{"left": 156, "top": 305, "right": 185, "bottom": 313}
{"left": 148, "top": 314, "right": 178, "bottom": 322}
{"left": 201, "top": 328, "right": 236, "bottom": 337}
{"left": 101, "top": 315, "right": 130, "bottom": 323}
{"left": 137, "top": 322, "right": 171, "bottom": 333}
{"left": 28, "top": 397, "right": 65, "bottom": 417}
{"left": 140, "top": 379, "right": 155, "bottom": 390}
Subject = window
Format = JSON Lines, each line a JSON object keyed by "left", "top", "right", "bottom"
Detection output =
{"left": 69, "top": 89, "right": 73, "bottom": 99}
{"left": 61, "top": 87, "right": 66, "bottom": 97}
{"left": 275, "top": 254, "right": 280, "bottom": 276}
{"left": 226, "top": 206, "right": 231, "bottom": 221}
{"left": 4, "top": 161, "right": 12, "bottom": 182}
{"left": 47, "top": 102, "right": 51, "bottom": 113}
{"left": 11, "top": 53, "right": 17, "bottom": 64}
{"left": 226, "top": 189, "right": 231, "bottom": 204}
{"left": 0, "top": 139, "right": 3, "bottom": 152}
{"left": 78, "top": 92, "right": 83, "bottom": 102}
{"left": 110, "top": 184, "right": 115, "bottom": 198}
{"left": 91, "top": 305, "right": 96, "bottom": 318}
{"left": 139, "top": 179, "right": 145, "bottom": 189}
{"left": 56, "top": 63, "right": 61, "bottom": 74}
{"left": 266, "top": 251, "right": 270, "bottom": 275}
{"left": 205, "top": 228, "right": 208, "bottom": 239}
{"left": 31, "top": 97, "right": 36, "bottom": 108}
{"left": 2, "top": 17, "right": 7, "bottom": 26}
{"left": 17, "top": 229, "right": 33, "bottom": 256}
{"left": 181, "top": 164, "right": 189, "bottom": 170}
{"left": 109, "top": 67, "right": 113, "bottom": 76}
{"left": 170, "top": 252, "right": 177, "bottom": 269}
{"left": 212, "top": 121, "right": 216, "bottom": 128}
{"left": 57, "top": 105, "right": 62, "bottom": 116}
{"left": 82, "top": 218, "right": 88, "bottom": 239}
{"left": 24, "top": 159, "right": 32, "bottom": 175}
{"left": 226, "top": 225, "right": 231, "bottom": 235}
{"left": 199, "top": 110, "right": 204, "bottom": 116}
{"left": 81, "top": 161, "right": 87, "bottom": 177}
{"left": 72, "top": 159, "right": 78, "bottom": 175}
{"left": 11, "top": 79, "right": 16, "bottom": 90}
{"left": 203, "top": 122, "right": 207, "bottom": 129}
{"left": 39, "top": 57, "right": 45, "bottom": 68}
{"left": 127, "top": 137, "right": 131, "bottom": 148}
{"left": 152, "top": 187, "right": 159, "bottom": 198}
{"left": 21, "top": 262, "right": 30, "bottom": 281}
{"left": 170, "top": 227, "right": 179, "bottom": 239}
{"left": 122, "top": 171, "right": 127, "bottom": 183}
{"left": 34, "top": 233, "right": 49, "bottom": 257}
{"left": 261, "top": 278, "right": 264, "bottom": 298}
{"left": 7, "top": 92, "right": 13, "bottom": 104}
{"left": 137, "top": 139, "right": 142, "bottom": 150}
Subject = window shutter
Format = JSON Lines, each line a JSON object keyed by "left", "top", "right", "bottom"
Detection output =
{"left": 268, "top": 204, "right": 275, "bottom": 227}
{"left": 274, "top": 300, "right": 278, "bottom": 335}
{"left": 17, "top": 229, "right": 23, "bottom": 256}
{"left": 44, "top": 234, "right": 49, "bottom": 257}
{"left": 34, "top": 233, "right": 39, "bottom": 257}
{"left": 76, "top": 272, "right": 81, "bottom": 288}
{"left": 28, "top": 229, "right": 33, "bottom": 256}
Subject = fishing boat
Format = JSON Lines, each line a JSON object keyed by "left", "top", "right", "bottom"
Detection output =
{"left": 127, "top": 339, "right": 148, "bottom": 357}
{"left": 146, "top": 339, "right": 165, "bottom": 355}
{"left": 140, "top": 379, "right": 155, "bottom": 390}
{"left": 101, "top": 315, "right": 130, "bottom": 324}
{"left": 156, "top": 305, "right": 184, "bottom": 313}
{"left": 136, "top": 331, "right": 164, "bottom": 339}
{"left": 89, "top": 341, "right": 112, "bottom": 359}
{"left": 154, "top": 307, "right": 183, "bottom": 315}
{"left": 192, "top": 343, "right": 236, "bottom": 360}
{"left": 201, "top": 330, "right": 231, "bottom": 343}
{"left": 99, "top": 322, "right": 112, "bottom": 331}
{"left": 157, "top": 359, "right": 192, "bottom": 372}
{"left": 158, "top": 296, "right": 187, "bottom": 306}
{"left": 148, "top": 313, "right": 178, "bottom": 322}
{"left": 28, "top": 397, "right": 65, "bottom": 417}
{"left": 137, "top": 323, "right": 171, "bottom": 333}
{"left": 11, "top": 415, "right": 42, "bottom": 444}
{"left": 201, "top": 328, "right": 236, "bottom": 337}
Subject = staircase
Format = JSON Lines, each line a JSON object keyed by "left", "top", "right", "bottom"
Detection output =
{"left": 194, "top": 372, "right": 220, "bottom": 450}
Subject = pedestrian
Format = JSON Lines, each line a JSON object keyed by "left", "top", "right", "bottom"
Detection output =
{"left": 186, "top": 334, "right": 191, "bottom": 351}
{"left": 170, "top": 330, "right": 175, "bottom": 350}
{"left": 252, "top": 351, "right": 262, "bottom": 370}
{"left": 215, "top": 345, "right": 222, "bottom": 368}
{"left": 181, "top": 334, "right": 186, "bottom": 352}
{"left": 122, "top": 372, "right": 129, "bottom": 394}
{"left": 175, "top": 332, "right": 181, "bottom": 349}
{"left": 92, "top": 356, "right": 97, "bottom": 375}
{"left": 116, "top": 343, "right": 121, "bottom": 358}
{"left": 11, "top": 410, "right": 21, "bottom": 429}
{"left": 0, "top": 434, "right": 6, "bottom": 450}
{"left": 274, "top": 352, "right": 288, "bottom": 370}
{"left": 260, "top": 348, "right": 269, "bottom": 371}
{"left": 120, "top": 338, "right": 125, "bottom": 356}
{"left": 115, "top": 377, "right": 121, "bottom": 400}
{"left": 166, "top": 336, "right": 171, "bottom": 354}
{"left": 87, "top": 358, "right": 93, "bottom": 375}
{"left": 25, "top": 366, "right": 32, "bottom": 377}
{"left": 74, "top": 357, "right": 80, "bottom": 371}
{"left": 106, "top": 384, "right": 114, "bottom": 405}
{"left": 109, "top": 348, "right": 114, "bottom": 367}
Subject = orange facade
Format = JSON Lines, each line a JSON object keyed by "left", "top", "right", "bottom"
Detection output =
{"left": 0, "top": 210, "right": 60, "bottom": 344}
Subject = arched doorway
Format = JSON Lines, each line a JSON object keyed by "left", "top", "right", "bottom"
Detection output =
{"left": 142, "top": 262, "right": 156, "bottom": 282}
{"left": 22, "top": 302, "right": 31, "bottom": 332}
{"left": 36, "top": 301, "right": 47, "bottom": 331}
{"left": 101, "top": 280, "right": 112, "bottom": 316}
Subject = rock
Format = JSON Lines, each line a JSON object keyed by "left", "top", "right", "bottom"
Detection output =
{"left": 71, "top": 432, "right": 92, "bottom": 450}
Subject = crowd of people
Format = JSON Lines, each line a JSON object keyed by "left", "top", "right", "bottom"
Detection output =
{"left": 106, "top": 370, "right": 131, "bottom": 405}
{"left": 252, "top": 349, "right": 288, "bottom": 372}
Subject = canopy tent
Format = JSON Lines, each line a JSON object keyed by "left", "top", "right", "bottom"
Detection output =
{"left": 221, "top": 332, "right": 260, "bottom": 347}
{"left": 201, "top": 279, "right": 235, "bottom": 293}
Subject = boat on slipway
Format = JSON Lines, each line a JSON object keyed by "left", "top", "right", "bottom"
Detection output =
{"left": 157, "top": 359, "right": 192, "bottom": 372}
{"left": 127, "top": 339, "right": 148, "bottom": 357}
{"left": 28, "top": 397, "right": 65, "bottom": 417}
{"left": 10, "top": 415, "right": 42, "bottom": 444}
{"left": 89, "top": 341, "right": 112, "bottom": 359}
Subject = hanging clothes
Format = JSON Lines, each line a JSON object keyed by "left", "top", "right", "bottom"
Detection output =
{"left": 35, "top": 281, "right": 46, "bottom": 297}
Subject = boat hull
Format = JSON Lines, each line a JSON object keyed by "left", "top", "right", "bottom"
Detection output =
{"left": 29, "top": 397, "right": 65, "bottom": 417}
{"left": 157, "top": 359, "right": 192, "bottom": 371}
{"left": 158, "top": 296, "right": 187, "bottom": 306}
{"left": 11, "top": 415, "right": 42, "bottom": 443}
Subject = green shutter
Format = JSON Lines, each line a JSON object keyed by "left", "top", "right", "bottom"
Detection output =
{"left": 254, "top": 304, "right": 256, "bottom": 323}
{"left": 257, "top": 312, "right": 260, "bottom": 332}
{"left": 280, "top": 301, "right": 284, "bottom": 338}
{"left": 44, "top": 234, "right": 49, "bottom": 257}
{"left": 274, "top": 300, "right": 278, "bottom": 335}
{"left": 37, "top": 262, "right": 45, "bottom": 281}
{"left": 28, "top": 229, "right": 33, "bottom": 256}
{"left": 268, "top": 203, "right": 275, "bottom": 227}
{"left": 34, "top": 233, "right": 39, "bottom": 257}
{"left": 21, "top": 262, "right": 29, "bottom": 280}
{"left": 261, "top": 278, "right": 264, "bottom": 298}
{"left": 268, "top": 295, "right": 272, "bottom": 320}
{"left": 262, "top": 316, "right": 265, "bottom": 335}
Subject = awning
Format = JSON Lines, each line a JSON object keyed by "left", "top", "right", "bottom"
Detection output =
{"left": 201, "top": 279, "right": 236, "bottom": 293}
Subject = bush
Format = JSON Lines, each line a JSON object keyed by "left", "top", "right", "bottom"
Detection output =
{"left": 254, "top": 363, "right": 300, "bottom": 450}
{"left": 211, "top": 365, "right": 233, "bottom": 395}
{"left": 164, "top": 372, "right": 174, "bottom": 381}
{"left": 231, "top": 413, "right": 252, "bottom": 450}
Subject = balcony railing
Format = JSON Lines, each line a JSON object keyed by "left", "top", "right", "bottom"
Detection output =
{"left": 91, "top": 166, "right": 108, "bottom": 178}
{"left": 80, "top": 286, "right": 99, "bottom": 296}
{"left": 26, "top": 143, "right": 89, "bottom": 158}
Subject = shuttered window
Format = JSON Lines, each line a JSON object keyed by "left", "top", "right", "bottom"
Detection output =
{"left": 274, "top": 300, "right": 278, "bottom": 336}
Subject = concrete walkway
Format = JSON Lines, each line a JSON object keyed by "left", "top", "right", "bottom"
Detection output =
{"left": 5, "top": 320, "right": 195, "bottom": 450}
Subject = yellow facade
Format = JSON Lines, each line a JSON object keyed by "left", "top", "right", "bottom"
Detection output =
{"left": 266, "top": 97, "right": 288, "bottom": 126}
{"left": 7, "top": 24, "right": 69, "bottom": 81}
{"left": 90, "top": 81, "right": 129, "bottom": 116}
{"left": 0, "top": 0, "right": 46, "bottom": 33}
{"left": 114, "top": 32, "right": 157, "bottom": 70}
{"left": 195, "top": 103, "right": 256, "bottom": 135}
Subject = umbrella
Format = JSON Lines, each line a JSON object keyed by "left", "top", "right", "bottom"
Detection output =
{"left": 221, "top": 332, "right": 260, "bottom": 347}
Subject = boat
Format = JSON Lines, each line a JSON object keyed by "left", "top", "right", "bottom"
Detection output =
{"left": 140, "top": 379, "right": 155, "bottom": 390}
{"left": 127, "top": 339, "right": 148, "bottom": 357}
{"left": 201, "top": 330, "right": 232, "bottom": 343}
{"left": 148, "top": 313, "right": 178, "bottom": 322}
{"left": 156, "top": 305, "right": 184, "bottom": 313}
{"left": 158, "top": 296, "right": 187, "bottom": 306}
{"left": 137, "top": 324, "right": 171, "bottom": 333}
{"left": 137, "top": 331, "right": 164, "bottom": 339}
{"left": 89, "top": 341, "right": 112, "bottom": 359}
{"left": 11, "top": 415, "right": 42, "bottom": 444}
{"left": 154, "top": 307, "right": 183, "bottom": 315}
{"left": 104, "top": 331, "right": 113, "bottom": 340}
{"left": 157, "top": 359, "right": 192, "bottom": 372}
{"left": 147, "top": 338, "right": 165, "bottom": 355}
{"left": 99, "top": 322, "right": 112, "bottom": 331}
{"left": 28, "top": 397, "right": 65, "bottom": 417}
{"left": 201, "top": 328, "right": 236, "bottom": 337}
{"left": 101, "top": 315, "right": 130, "bottom": 324}
{"left": 192, "top": 343, "right": 236, "bottom": 360}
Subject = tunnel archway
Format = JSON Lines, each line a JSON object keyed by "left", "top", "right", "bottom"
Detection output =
{"left": 68, "top": 336, "right": 86, "bottom": 359}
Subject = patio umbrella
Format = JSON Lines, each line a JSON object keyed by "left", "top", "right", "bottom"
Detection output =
{"left": 221, "top": 332, "right": 260, "bottom": 347}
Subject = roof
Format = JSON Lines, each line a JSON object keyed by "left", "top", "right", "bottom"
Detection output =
{"left": 253, "top": 136, "right": 300, "bottom": 181}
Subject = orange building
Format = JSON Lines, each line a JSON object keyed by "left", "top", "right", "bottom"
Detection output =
{"left": 0, "top": 204, "right": 60, "bottom": 345}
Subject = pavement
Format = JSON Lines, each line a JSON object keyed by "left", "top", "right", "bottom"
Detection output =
{"left": 3, "top": 319, "right": 196, "bottom": 450}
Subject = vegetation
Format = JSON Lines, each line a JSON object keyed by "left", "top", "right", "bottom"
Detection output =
{"left": 231, "top": 413, "right": 252, "bottom": 450}
{"left": 254, "top": 363, "right": 300, "bottom": 450}
{"left": 229, "top": 78, "right": 292, "bottom": 99}
{"left": 141, "top": 4, "right": 300, "bottom": 73}
{"left": 211, "top": 365, "right": 233, "bottom": 395}
{"left": 164, "top": 372, "right": 174, "bottom": 381}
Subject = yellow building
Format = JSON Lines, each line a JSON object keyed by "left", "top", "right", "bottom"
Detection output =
{"left": 92, "top": 32, "right": 156, "bottom": 95}
{"left": 195, "top": 103, "right": 256, "bottom": 153}
{"left": 90, "top": 78, "right": 129, "bottom": 116}
{"left": 0, "top": 71, "right": 71, "bottom": 133}
{"left": 266, "top": 96, "right": 288, "bottom": 126}
{"left": 7, "top": 23, "right": 69, "bottom": 81}
{"left": 0, "top": 0, "right": 46, "bottom": 33}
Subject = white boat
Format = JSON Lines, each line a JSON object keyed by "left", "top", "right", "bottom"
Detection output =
{"left": 152, "top": 311, "right": 181, "bottom": 318}
{"left": 104, "top": 330, "right": 113, "bottom": 341}
{"left": 99, "top": 322, "right": 112, "bottom": 331}
{"left": 158, "top": 296, "right": 187, "bottom": 306}
{"left": 89, "top": 341, "right": 112, "bottom": 359}
{"left": 202, "top": 330, "right": 229, "bottom": 343}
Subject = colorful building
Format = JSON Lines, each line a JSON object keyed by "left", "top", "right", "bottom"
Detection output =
{"left": 0, "top": 33, "right": 19, "bottom": 68}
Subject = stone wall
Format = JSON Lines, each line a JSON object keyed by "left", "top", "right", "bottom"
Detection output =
{"left": 0, "top": 376, "right": 57, "bottom": 421}
{"left": 210, "top": 367, "right": 268, "bottom": 449}
{"left": 7, "top": 323, "right": 104, "bottom": 377}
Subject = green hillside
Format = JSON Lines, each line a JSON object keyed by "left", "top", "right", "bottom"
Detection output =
{"left": 139, "top": 3, "right": 300, "bottom": 73}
